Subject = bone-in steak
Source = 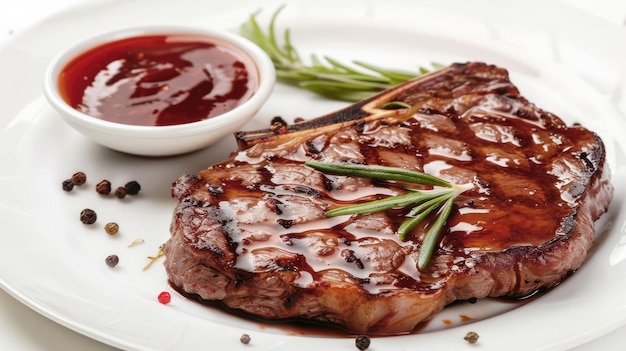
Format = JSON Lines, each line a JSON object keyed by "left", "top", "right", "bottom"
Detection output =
{"left": 164, "top": 62, "right": 613, "bottom": 335}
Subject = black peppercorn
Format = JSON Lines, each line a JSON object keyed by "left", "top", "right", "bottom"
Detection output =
{"left": 96, "top": 180, "right": 111, "bottom": 195}
{"left": 80, "top": 208, "right": 97, "bottom": 224}
{"left": 71, "top": 172, "right": 87, "bottom": 186}
{"left": 124, "top": 180, "right": 141, "bottom": 195}
{"left": 114, "top": 186, "right": 127, "bottom": 199}
{"left": 62, "top": 179, "right": 74, "bottom": 191}
{"left": 355, "top": 335, "right": 370, "bottom": 350}
{"left": 240, "top": 333, "right": 251, "bottom": 344}
{"left": 105, "top": 254, "right": 119, "bottom": 268}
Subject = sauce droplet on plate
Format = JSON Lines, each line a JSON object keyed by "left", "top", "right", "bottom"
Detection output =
{"left": 58, "top": 34, "right": 258, "bottom": 126}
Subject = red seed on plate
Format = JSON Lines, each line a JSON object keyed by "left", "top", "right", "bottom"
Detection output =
{"left": 158, "top": 291, "right": 171, "bottom": 304}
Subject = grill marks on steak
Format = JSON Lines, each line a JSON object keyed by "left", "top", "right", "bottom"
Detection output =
{"left": 164, "top": 62, "right": 613, "bottom": 334}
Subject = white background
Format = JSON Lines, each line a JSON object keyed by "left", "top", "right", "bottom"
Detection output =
{"left": 0, "top": 1, "right": 625, "bottom": 350}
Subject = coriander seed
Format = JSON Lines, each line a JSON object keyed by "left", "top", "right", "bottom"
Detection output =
{"left": 71, "top": 172, "right": 87, "bottom": 185}
{"left": 114, "top": 186, "right": 127, "bottom": 199}
{"left": 104, "top": 222, "right": 119, "bottom": 235}
{"left": 464, "top": 331, "right": 479, "bottom": 344}
{"left": 62, "top": 179, "right": 74, "bottom": 191}
{"left": 80, "top": 208, "right": 97, "bottom": 224}
{"left": 240, "top": 333, "right": 251, "bottom": 344}
{"left": 355, "top": 335, "right": 370, "bottom": 350}
{"left": 96, "top": 180, "right": 111, "bottom": 195}
{"left": 105, "top": 254, "right": 119, "bottom": 268}
{"left": 124, "top": 180, "right": 141, "bottom": 195}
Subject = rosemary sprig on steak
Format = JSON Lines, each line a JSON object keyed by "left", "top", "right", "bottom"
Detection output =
{"left": 304, "top": 161, "right": 451, "bottom": 187}
{"left": 240, "top": 6, "right": 440, "bottom": 101}
{"left": 305, "top": 161, "right": 470, "bottom": 269}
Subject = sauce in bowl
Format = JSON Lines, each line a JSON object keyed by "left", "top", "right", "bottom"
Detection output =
{"left": 58, "top": 34, "right": 258, "bottom": 126}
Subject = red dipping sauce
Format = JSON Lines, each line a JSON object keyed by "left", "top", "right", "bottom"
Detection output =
{"left": 58, "top": 34, "right": 258, "bottom": 126}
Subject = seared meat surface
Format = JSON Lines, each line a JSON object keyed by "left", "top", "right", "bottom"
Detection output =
{"left": 164, "top": 62, "right": 613, "bottom": 334}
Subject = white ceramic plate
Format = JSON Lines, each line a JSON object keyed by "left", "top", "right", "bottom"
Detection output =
{"left": 1, "top": 0, "right": 626, "bottom": 350}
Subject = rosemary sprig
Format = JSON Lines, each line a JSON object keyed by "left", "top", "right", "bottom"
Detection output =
{"left": 416, "top": 196, "right": 456, "bottom": 270}
{"left": 305, "top": 161, "right": 470, "bottom": 269}
{"left": 325, "top": 191, "right": 436, "bottom": 217}
{"left": 305, "top": 160, "right": 451, "bottom": 187}
{"left": 398, "top": 190, "right": 455, "bottom": 239}
{"left": 240, "top": 6, "right": 441, "bottom": 102}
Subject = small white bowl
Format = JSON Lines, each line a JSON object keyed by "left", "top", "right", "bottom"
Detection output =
{"left": 43, "top": 25, "right": 275, "bottom": 156}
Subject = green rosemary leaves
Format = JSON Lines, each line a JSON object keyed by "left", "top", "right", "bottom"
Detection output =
{"left": 305, "top": 161, "right": 451, "bottom": 187}
{"left": 240, "top": 6, "right": 441, "bottom": 102}
{"left": 305, "top": 161, "right": 470, "bottom": 269}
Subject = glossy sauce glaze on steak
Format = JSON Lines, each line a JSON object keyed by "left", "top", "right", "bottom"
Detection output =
{"left": 163, "top": 62, "right": 614, "bottom": 335}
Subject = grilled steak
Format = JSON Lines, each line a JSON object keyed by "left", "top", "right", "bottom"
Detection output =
{"left": 164, "top": 62, "right": 614, "bottom": 335}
